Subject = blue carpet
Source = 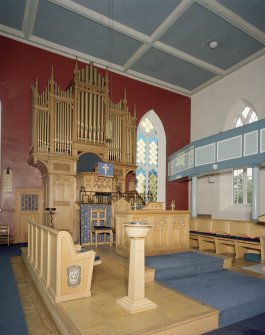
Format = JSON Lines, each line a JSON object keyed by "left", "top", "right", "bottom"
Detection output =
{"left": 146, "top": 252, "right": 265, "bottom": 328}
{"left": 0, "top": 244, "right": 28, "bottom": 335}
{"left": 145, "top": 251, "right": 224, "bottom": 280}
{"left": 204, "top": 312, "right": 265, "bottom": 334}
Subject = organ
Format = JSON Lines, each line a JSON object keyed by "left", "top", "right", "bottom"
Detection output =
{"left": 28, "top": 61, "right": 137, "bottom": 240}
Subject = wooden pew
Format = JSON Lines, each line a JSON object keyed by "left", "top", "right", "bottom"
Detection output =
{"left": 190, "top": 217, "right": 265, "bottom": 262}
{"left": 24, "top": 219, "right": 96, "bottom": 303}
{"left": 259, "top": 214, "right": 265, "bottom": 223}
{"left": 0, "top": 223, "right": 9, "bottom": 245}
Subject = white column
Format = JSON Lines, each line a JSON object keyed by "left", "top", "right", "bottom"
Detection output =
{"left": 191, "top": 176, "right": 197, "bottom": 218}
{"left": 252, "top": 166, "right": 260, "bottom": 221}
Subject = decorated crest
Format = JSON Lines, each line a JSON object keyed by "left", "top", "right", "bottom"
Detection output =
{"left": 67, "top": 265, "right": 81, "bottom": 288}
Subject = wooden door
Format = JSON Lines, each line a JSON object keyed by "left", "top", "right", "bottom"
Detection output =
{"left": 15, "top": 189, "right": 43, "bottom": 243}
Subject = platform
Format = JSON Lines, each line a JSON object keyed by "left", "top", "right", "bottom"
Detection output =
{"left": 22, "top": 246, "right": 219, "bottom": 335}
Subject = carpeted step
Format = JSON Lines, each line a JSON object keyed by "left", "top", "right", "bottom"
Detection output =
{"left": 204, "top": 311, "right": 265, "bottom": 334}
{"left": 145, "top": 251, "right": 224, "bottom": 280}
{"left": 146, "top": 251, "right": 265, "bottom": 328}
{"left": 160, "top": 269, "right": 265, "bottom": 327}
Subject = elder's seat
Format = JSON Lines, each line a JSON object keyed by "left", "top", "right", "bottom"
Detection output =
{"left": 90, "top": 209, "right": 113, "bottom": 247}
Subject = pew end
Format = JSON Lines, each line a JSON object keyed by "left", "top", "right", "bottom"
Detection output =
{"left": 24, "top": 220, "right": 97, "bottom": 304}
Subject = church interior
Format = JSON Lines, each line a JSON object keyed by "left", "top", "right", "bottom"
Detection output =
{"left": 0, "top": 1, "right": 265, "bottom": 334}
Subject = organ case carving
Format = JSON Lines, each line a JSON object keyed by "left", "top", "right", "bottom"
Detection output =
{"left": 28, "top": 61, "right": 137, "bottom": 238}
{"left": 30, "top": 61, "right": 136, "bottom": 163}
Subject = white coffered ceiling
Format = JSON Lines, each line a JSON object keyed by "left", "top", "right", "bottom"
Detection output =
{"left": 0, "top": 0, "right": 265, "bottom": 95}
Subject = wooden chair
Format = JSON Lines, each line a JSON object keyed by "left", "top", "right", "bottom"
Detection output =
{"left": 0, "top": 224, "right": 10, "bottom": 245}
{"left": 90, "top": 209, "right": 113, "bottom": 247}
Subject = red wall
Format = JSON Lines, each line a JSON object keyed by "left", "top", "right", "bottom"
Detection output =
{"left": 0, "top": 36, "right": 190, "bottom": 238}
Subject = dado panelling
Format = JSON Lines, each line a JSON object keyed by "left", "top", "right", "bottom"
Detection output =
{"left": 115, "top": 210, "right": 190, "bottom": 256}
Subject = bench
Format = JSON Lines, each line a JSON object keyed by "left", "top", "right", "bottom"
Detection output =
{"left": 190, "top": 218, "right": 265, "bottom": 262}
{"left": 0, "top": 223, "right": 9, "bottom": 245}
{"left": 24, "top": 219, "right": 97, "bottom": 303}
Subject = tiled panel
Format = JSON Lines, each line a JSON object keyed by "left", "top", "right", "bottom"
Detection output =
{"left": 80, "top": 204, "right": 111, "bottom": 244}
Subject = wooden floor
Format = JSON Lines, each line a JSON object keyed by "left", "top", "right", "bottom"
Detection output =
{"left": 11, "top": 246, "right": 265, "bottom": 335}
{"left": 11, "top": 256, "right": 61, "bottom": 335}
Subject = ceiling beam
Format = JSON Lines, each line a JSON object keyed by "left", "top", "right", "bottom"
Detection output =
{"left": 47, "top": 0, "right": 149, "bottom": 44}
{"left": 28, "top": 34, "right": 192, "bottom": 96}
{"left": 22, "top": 0, "right": 39, "bottom": 39}
{"left": 197, "top": 0, "right": 265, "bottom": 44}
{"left": 126, "top": 68, "right": 191, "bottom": 96}
{"left": 191, "top": 48, "right": 265, "bottom": 95}
{"left": 47, "top": 0, "right": 257, "bottom": 85}
{"left": 123, "top": 0, "right": 194, "bottom": 71}
{"left": 154, "top": 41, "right": 224, "bottom": 75}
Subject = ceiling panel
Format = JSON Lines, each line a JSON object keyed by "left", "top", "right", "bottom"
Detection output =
{"left": 217, "top": 0, "right": 265, "bottom": 33}
{"left": 72, "top": 0, "right": 182, "bottom": 35}
{"left": 159, "top": 3, "right": 264, "bottom": 70}
{"left": 0, "top": 0, "right": 264, "bottom": 95}
{"left": 34, "top": 0, "right": 142, "bottom": 65}
{"left": 131, "top": 47, "right": 216, "bottom": 91}
{"left": 0, "top": 0, "right": 25, "bottom": 30}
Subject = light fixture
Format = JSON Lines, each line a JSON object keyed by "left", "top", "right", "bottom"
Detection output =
{"left": 208, "top": 40, "right": 218, "bottom": 49}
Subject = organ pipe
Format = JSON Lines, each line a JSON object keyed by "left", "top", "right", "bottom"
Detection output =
{"left": 31, "top": 61, "right": 136, "bottom": 165}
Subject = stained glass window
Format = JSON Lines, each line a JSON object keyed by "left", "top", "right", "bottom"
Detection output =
{"left": 136, "top": 117, "right": 158, "bottom": 201}
{"left": 21, "top": 194, "right": 39, "bottom": 211}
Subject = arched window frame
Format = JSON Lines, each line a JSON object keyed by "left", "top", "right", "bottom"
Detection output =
{"left": 136, "top": 110, "right": 166, "bottom": 206}
{"left": 235, "top": 105, "right": 258, "bottom": 128}
{"left": 232, "top": 105, "right": 258, "bottom": 205}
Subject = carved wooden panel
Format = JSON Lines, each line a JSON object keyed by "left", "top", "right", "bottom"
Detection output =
{"left": 14, "top": 189, "right": 43, "bottom": 243}
{"left": 115, "top": 210, "right": 190, "bottom": 255}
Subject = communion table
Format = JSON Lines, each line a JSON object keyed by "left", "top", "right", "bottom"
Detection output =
{"left": 115, "top": 207, "right": 190, "bottom": 256}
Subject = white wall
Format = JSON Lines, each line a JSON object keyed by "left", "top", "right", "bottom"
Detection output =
{"left": 191, "top": 54, "right": 265, "bottom": 220}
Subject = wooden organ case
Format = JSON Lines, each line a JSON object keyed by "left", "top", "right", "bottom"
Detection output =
{"left": 28, "top": 62, "right": 137, "bottom": 240}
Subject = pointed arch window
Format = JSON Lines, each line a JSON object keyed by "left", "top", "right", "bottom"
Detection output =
{"left": 235, "top": 106, "right": 258, "bottom": 128}
{"left": 233, "top": 106, "right": 258, "bottom": 204}
{"left": 136, "top": 111, "right": 166, "bottom": 205}
{"left": 136, "top": 117, "right": 158, "bottom": 201}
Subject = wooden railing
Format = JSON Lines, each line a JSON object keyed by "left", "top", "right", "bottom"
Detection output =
{"left": 25, "top": 219, "right": 96, "bottom": 303}
{"left": 79, "top": 189, "right": 153, "bottom": 208}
